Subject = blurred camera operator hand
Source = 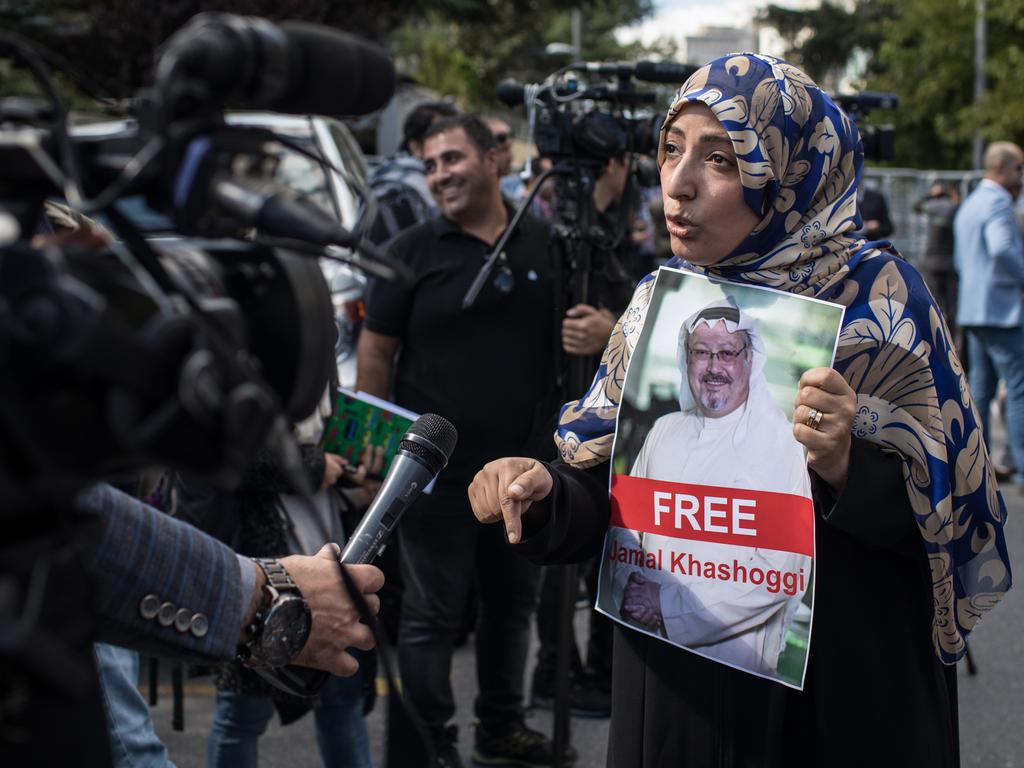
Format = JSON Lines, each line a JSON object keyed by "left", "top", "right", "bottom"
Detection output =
{"left": 468, "top": 457, "right": 553, "bottom": 544}
{"left": 322, "top": 452, "right": 347, "bottom": 490}
{"left": 341, "top": 444, "right": 386, "bottom": 507}
{"left": 562, "top": 303, "right": 616, "bottom": 357}
{"left": 241, "top": 544, "right": 384, "bottom": 677}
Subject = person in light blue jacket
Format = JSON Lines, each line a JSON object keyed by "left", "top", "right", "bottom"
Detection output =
{"left": 954, "top": 140, "right": 1024, "bottom": 480}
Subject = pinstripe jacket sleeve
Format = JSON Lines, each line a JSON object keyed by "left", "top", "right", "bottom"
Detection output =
{"left": 75, "top": 484, "right": 251, "bottom": 661}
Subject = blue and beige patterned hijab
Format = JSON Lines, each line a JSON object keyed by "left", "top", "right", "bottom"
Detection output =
{"left": 556, "top": 53, "right": 1011, "bottom": 664}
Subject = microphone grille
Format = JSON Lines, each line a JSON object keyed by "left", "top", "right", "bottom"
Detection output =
{"left": 399, "top": 414, "right": 458, "bottom": 473}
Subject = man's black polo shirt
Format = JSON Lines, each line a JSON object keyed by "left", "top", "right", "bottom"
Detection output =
{"left": 364, "top": 211, "right": 558, "bottom": 484}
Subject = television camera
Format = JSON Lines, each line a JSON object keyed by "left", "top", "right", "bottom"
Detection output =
{"left": 1, "top": 12, "right": 401, "bottom": 764}
{"left": 0, "top": 12, "right": 399, "bottom": 504}
{"left": 835, "top": 91, "right": 899, "bottom": 162}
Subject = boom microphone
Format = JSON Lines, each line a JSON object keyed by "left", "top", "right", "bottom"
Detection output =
{"left": 211, "top": 175, "right": 359, "bottom": 247}
{"left": 569, "top": 61, "right": 637, "bottom": 78}
{"left": 341, "top": 413, "right": 458, "bottom": 564}
{"left": 155, "top": 13, "right": 396, "bottom": 121}
{"left": 568, "top": 60, "right": 698, "bottom": 85}
{"left": 633, "top": 61, "right": 700, "bottom": 85}
{"left": 496, "top": 79, "right": 527, "bottom": 108}
{"left": 276, "top": 22, "right": 397, "bottom": 116}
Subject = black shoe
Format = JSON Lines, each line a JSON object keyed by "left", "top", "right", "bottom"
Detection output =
{"left": 472, "top": 720, "right": 576, "bottom": 767}
{"left": 434, "top": 725, "right": 464, "bottom": 768}
{"left": 529, "top": 679, "right": 611, "bottom": 719}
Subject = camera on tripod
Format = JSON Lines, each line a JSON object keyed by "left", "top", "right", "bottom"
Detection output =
{"left": 497, "top": 60, "right": 696, "bottom": 169}
{"left": 463, "top": 59, "right": 699, "bottom": 312}
{"left": 835, "top": 91, "right": 899, "bottom": 162}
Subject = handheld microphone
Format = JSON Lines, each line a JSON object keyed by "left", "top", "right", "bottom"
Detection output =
{"left": 250, "top": 413, "right": 456, "bottom": 699}
{"left": 155, "top": 13, "right": 396, "bottom": 120}
{"left": 341, "top": 413, "right": 458, "bottom": 564}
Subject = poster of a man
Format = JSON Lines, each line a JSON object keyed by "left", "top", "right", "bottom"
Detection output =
{"left": 598, "top": 268, "right": 844, "bottom": 688}
{"left": 630, "top": 297, "right": 811, "bottom": 495}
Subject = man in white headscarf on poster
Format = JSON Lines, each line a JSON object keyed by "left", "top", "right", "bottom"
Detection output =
{"left": 611, "top": 295, "right": 812, "bottom": 677}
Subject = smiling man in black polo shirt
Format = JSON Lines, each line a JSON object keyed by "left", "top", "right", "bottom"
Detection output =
{"left": 356, "top": 114, "right": 565, "bottom": 768}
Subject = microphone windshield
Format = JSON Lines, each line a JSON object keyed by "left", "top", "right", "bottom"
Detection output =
{"left": 400, "top": 414, "right": 457, "bottom": 475}
{"left": 495, "top": 79, "right": 526, "bottom": 107}
{"left": 277, "top": 22, "right": 396, "bottom": 116}
{"left": 633, "top": 61, "right": 699, "bottom": 85}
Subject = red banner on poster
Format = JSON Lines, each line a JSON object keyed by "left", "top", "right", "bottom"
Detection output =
{"left": 610, "top": 474, "right": 814, "bottom": 556}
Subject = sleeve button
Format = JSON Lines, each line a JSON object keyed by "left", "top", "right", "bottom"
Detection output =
{"left": 174, "top": 608, "right": 192, "bottom": 633}
{"left": 190, "top": 613, "right": 209, "bottom": 638}
{"left": 139, "top": 594, "right": 160, "bottom": 620}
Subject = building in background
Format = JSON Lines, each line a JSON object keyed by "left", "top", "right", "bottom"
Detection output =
{"left": 683, "top": 26, "right": 758, "bottom": 65}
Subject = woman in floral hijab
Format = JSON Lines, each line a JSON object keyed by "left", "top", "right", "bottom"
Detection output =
{"left": 469, "top": 54, "right": 1010, "bottom": 766}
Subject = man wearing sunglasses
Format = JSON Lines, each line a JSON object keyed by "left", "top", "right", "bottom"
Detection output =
{"left": 484, "top": 115, "right": 529, "bottom": 206}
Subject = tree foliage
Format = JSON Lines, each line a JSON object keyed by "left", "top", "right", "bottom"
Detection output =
{"left": 1, "top": 0, "right": 656, "bottom": 110}
{"left": 757, "top": 1, "right": 889, "bottom": 90}
{"left": 390, "top": 0, "right": 658, "bottom": 110}
{"left": 758, "top": 0, "right": 1024, "bottom": 169}
{"left": 868, "top": 0, "right": 1024, "bottom": 168}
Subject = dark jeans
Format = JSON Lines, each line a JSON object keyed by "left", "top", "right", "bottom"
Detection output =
{"left": 397, "top": 482, "right": 540, "bottom": 740}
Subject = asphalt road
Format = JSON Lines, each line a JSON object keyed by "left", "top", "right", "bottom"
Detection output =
{"left": 148, "top": 486, "right": 1024, "bottom": 768}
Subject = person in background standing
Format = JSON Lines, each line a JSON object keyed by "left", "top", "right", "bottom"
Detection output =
{"left": 915, "top": 182, "right": 960, "bottom": 330}
{"left": 954, "top": 141, "right": 1024, "bottom": 484}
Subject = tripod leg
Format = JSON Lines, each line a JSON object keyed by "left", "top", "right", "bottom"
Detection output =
{"left": 171, "top": 661, "right": 184, "bottom": 731}
{"left": 147, "top": 656, "right": 158, "bottom": 706}
{"left": 964, "top": 642, "right": 978, "bottom": 676}
{"left": 551, "top": 563, "right": 577, "bottom": 768}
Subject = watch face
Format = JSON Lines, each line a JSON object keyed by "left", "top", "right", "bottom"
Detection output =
{"left": 258, "top": 596, "right": 312, "bottom": 667}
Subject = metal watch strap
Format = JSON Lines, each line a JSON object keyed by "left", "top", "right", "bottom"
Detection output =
{"left": 236, "top": 558, "right": 301, "bottom": 665}
{"left": 253, "top": 557, "right": 301, "bottom": 597}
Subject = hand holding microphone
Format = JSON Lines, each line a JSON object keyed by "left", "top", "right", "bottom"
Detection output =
{"left": 249, "top": 414, "right": 457, "bottom": 694}
{"left": 280, "top": 545, "right": 383, "bottom": 677}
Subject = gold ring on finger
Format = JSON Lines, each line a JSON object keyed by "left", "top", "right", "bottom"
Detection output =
{"left": 806, "top": 407, "right": 823, "bottom": 430}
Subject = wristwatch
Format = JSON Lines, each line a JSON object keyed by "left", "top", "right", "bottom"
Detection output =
{"left": 237, "top": 557, "right": 312, "bottom": 668}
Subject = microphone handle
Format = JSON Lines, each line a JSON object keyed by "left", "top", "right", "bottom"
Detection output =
{"left": 340, "top": 451, "right": 436, "bottom": 564}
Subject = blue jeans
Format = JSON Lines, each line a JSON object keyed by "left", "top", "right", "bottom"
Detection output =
{"left": 965, "top": 325, "right": 1024, "bottom": 480}
{"left": 95, "top": 643, "right": 176, "bottom": 768}
{"left": 206, "top": 672, "right": 371, "bottom": 768}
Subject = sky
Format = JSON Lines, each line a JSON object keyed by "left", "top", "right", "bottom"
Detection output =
{"left": 615, "top": 0, "right": 813, "bottom": 52}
